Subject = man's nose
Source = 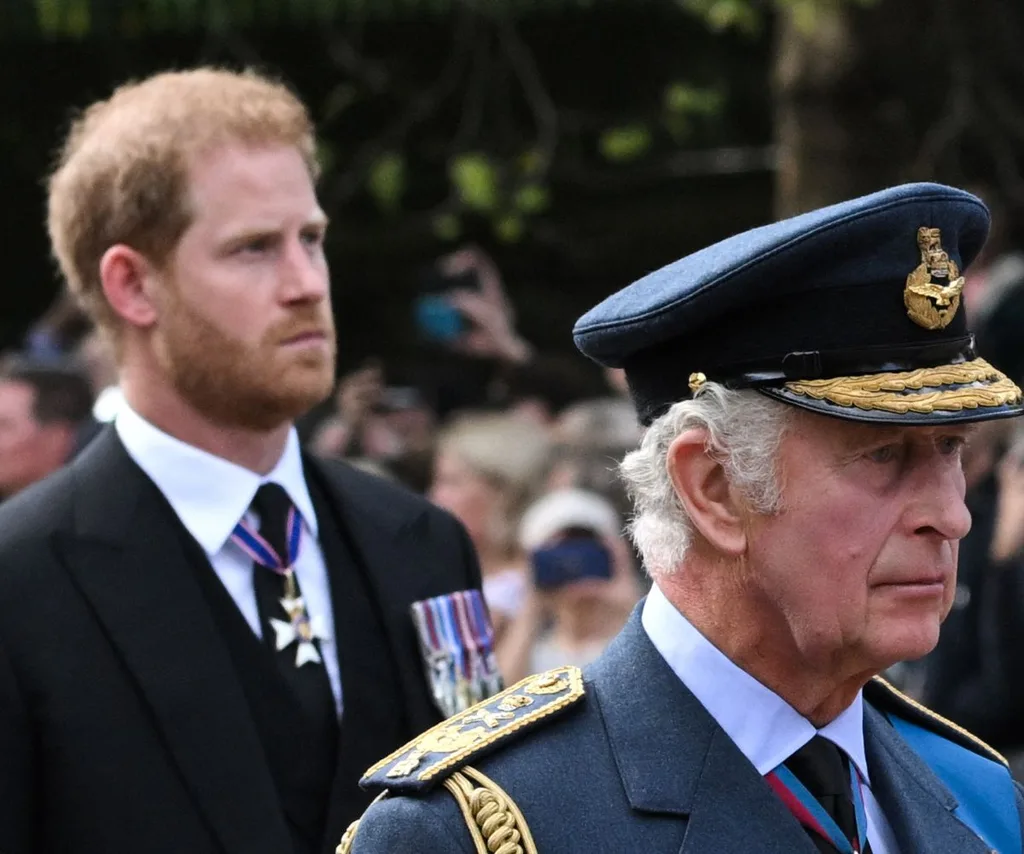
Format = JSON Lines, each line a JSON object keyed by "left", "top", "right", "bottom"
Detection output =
{"left": 909, "top": 465, "right": 972, "bottom": 541}
{"left": 280, "top": 238, "right": 329, "bottom": 302}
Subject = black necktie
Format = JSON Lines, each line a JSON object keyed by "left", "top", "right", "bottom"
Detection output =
{"left": 250, "top": 483, "right": 337, "bottom": 728}
{"left": 785, "top": 736, "right": 870, "bottom": 853}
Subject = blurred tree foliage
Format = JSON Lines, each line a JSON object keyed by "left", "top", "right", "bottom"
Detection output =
{"left": 7, "top": 0, "right": 1023, "bottom": 367}
{"left": 2, "top": 0, "right": 773, "bottom": 248}
{"left": 0, "top": 0, "right": 776, "bottom": 359}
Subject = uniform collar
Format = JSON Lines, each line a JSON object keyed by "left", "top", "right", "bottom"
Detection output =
{"left": 642, "top": 583, "right": 870, "bottom": 782}
{"left": 115, "top": 403, "right": 318, "bottom": 556}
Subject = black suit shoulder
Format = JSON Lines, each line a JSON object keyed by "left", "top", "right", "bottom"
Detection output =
{"left": 0, "top": 465, "right": 77, "bottom": 548}
{"left": 0, "top": 467, "right": 82, "bottom": 616}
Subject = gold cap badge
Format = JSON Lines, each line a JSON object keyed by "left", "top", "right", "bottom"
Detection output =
{"left": 904, "top": 227, "right": 964, "bottom": 331}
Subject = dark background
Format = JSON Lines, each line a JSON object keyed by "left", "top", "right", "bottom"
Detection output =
{"left": 4, "top": 0, "right": 1024, "bottom": 376}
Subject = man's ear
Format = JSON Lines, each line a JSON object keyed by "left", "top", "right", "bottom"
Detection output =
{"left": 666, "top": 428, "right": 747, "bottom": 556}
{"left": 99, "top": 245, "right": 160, "bottom": 329}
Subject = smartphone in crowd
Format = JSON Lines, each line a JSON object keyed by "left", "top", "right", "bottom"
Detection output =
{"left": 531, "top": 532, "right": 613, "bottom": 591}
{"left": 412, "top": 264, "right": 480, "bottom": 343}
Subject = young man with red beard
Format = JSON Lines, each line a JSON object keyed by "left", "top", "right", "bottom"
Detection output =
{"left": 0, "top": 68, "right": 487, "bottom": 854}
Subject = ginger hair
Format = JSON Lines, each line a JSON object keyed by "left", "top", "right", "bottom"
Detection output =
{"left": 47, "top": 67, "right": 318, "bottom": 334}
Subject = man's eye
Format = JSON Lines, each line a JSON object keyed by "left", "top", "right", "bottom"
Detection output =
{"left": 937, "top": 435, "right": 966, "bottom": 455}
{"left": 240, "top": 237, "right": 273, "bottom": 254}
{"left": 868, "top": 445, "right": 898, "bottom": 464}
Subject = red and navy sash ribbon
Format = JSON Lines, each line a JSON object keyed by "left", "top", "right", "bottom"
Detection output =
{"left": 230, "top": 504, "right": 302, "bottom": 573}
{"left": 765, "top": 761, "right": 868, "bottom": 854}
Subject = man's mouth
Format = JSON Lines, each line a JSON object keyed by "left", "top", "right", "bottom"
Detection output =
{"left": 873, "top": 573, "right": 947, "bottom": 592}
{"left": 281, "top": 329, "right": 329, "bottom": 346}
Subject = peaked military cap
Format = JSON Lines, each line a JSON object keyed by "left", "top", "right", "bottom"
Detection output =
{"left": 574, "top": 182, "right": 1024, "bottom": 426}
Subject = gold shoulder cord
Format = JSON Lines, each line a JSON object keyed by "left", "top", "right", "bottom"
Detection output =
{"left": 336, "top": 771, "right": 538, "bottom": 854}
{"left": 873, "top": 676, "right": 1009, "bottom": 766}
{"left": 444, "top": 766, "right": 539, "bottom": 854}
{"left": 336, "top": 821, "right": 358, "bottom": 854}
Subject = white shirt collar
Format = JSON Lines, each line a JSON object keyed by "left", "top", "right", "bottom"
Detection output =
{"left": 115, "top": 403, "right": 319, "bottom": 556}
{"left": 641, "top": 583, "right": 870, "bottom": 783}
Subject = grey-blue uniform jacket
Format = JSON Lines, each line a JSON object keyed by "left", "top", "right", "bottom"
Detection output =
{"left": 343, "top": 609, "right": 1024, "bottom": 854}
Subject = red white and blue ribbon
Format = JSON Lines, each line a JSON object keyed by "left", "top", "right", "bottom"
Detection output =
{"left": 766, "top": 760, "right": 868, "bottom": 854}
{"left": 411, "top": 590, "right": 502, "bottom": 717}
{"left": 231, "top": 504, "right": 302, "bottom": 574}
{"left": 460, "top": 590, "right": 502, "bottom": 696}
{"left": 231, "top": 502, "right": 327, "bottom": 667}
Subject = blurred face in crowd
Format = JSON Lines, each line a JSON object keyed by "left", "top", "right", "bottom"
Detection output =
{"left": 146, "top": 142, "right": 336, "bottom": 430}
{"left": 0, "top": 381, "right": 74, "bottom": 498}
{"left": 730, "top": 415, "right": 972, "bottom": 681}
{"left": 430, "top": 450, "right": 508, "bottom": 559}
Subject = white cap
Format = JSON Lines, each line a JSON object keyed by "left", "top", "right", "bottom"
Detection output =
{"left": 519, "top": 488, "right": 621, "bottom": 552}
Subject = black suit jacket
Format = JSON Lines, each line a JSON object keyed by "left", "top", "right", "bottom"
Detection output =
{"left": 0, "top": 428, "right": 483, "bottom": 854}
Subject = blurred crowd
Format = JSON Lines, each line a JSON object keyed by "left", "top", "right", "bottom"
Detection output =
{"left": 10, "top": 231, "right": 1024, "bottom": 775}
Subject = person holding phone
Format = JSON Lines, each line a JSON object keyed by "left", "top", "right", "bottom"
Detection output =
{"left": 496, "top": 488, "right": 641, "bottom": 683}
{"left": 413, "top": 247, "right": 532, "bottom": 365}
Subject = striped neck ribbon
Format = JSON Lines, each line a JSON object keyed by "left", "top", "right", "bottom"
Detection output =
{"left": 230, "top": 504, "right": 302, "bottom": 575}
{"left": 765, "top": 759, "right": 868, "bottom": 854}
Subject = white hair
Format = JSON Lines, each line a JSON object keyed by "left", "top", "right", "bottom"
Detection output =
{"left": 619, "top": 383, "right": 792, "bottom": 576}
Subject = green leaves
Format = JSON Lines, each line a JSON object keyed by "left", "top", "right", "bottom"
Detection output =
{"left": 597, "top": 83, "right": 724, "bottom": 161}
{"left": 512, "top": 184, "right": 549, "bottom": 215}
{"left": 36, "top": 0, "right": 90, "bottom": 37}
{"left": 449, "top": 153, "right": 500, "bottom": 213}
{"left": 680, "top": 0, "right": 878, "bottom": 37}
{"left": 493, "top": 213, "right": 524, "bottom": 243}
{"left": 14, "top": 0, "right": 691, "bottom": 39}
{"left": 442, "top": 153, "right": 548, "bottom": 243}
{"left": 431, "top": 212, "right": 462, "bottom": 241}
{"left": 367, "top": 152, "right": 406, "bottom": 213}
{"left": 664, "top": 82, "right": 723, "bottom": 117}
{"left": 775, "top": 0, "right": 877, "bottom": 35}
{"left": 599, "top": 125, "right": 652, "bottom": 162}
{"left": 316, "top": 141, "right": 337, "bottom": 178}
{"left": 663, "top": 81, "right": 723, "bottom": 141}
{"left": 678, "top": 0, "right": 761, "bottom": 35}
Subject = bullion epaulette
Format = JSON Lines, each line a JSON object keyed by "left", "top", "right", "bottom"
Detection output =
{"left": 361, "top": 665, "right": 585, "bottom": 793}
{"left": 868, "top": 676, "right": 1008, "bottom": 766}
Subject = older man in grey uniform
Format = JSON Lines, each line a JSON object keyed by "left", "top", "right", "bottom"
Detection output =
{"left": 340, "top": 183, "right": 1024, "bottom": 854}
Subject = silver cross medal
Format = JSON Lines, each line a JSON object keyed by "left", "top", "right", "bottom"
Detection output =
{"left": 269, "top": 569, "right": 329, "bottom": 667}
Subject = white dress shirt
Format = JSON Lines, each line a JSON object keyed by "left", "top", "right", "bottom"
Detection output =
{"left": 116, "top": 404, "right": 343, "bottom": 715}
{"left": 642, "top": 584, "right": 899, "bottom": 853}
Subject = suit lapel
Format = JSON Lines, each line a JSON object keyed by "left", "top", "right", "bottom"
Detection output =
{"left": 305, "top": 458, "right": 441, "bottom": 851}
{"left": 864, "top": 703, "right": 995, "bottom": 854}
{"left": 58, "top": 430, "right": 292, "bottom": 854}
{"left": 588, "top": 610, "right": 818, "bottom": 854}
{"left": 304, "top": 458, "right": 445, "bottom": 730}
